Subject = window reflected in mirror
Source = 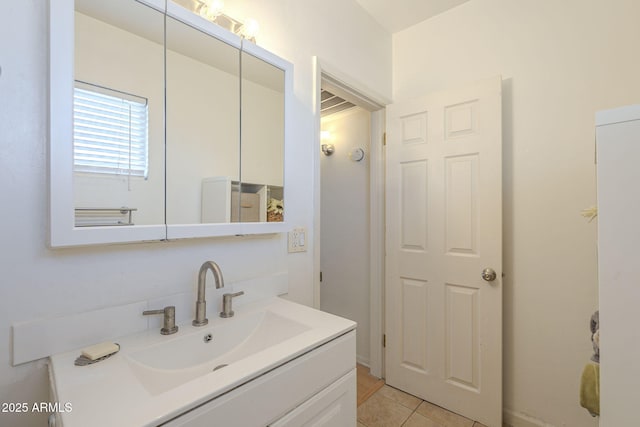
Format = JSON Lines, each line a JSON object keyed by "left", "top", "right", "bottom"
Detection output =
{"left": 73, "top": 0, "right": 165, "bottom": 226}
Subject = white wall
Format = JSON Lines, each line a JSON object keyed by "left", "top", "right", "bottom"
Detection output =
{"left": 320, "top": 107, "right": 371, "bottom": 365}
{"left": 0, "top": 2, "right": 390, "bottom": 426}
{"left": 393, "top": 0, "right": 640, "bottom": 425}
{"left": 242, "top": 80, "right": 285, "bottom": 188}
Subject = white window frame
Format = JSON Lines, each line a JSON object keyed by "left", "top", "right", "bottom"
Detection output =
{"left": 73, "top": 81, "right": 149, "bottom": 179}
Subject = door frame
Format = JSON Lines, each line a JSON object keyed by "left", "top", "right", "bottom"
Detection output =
{"left": 312, "top": 57, "right": 389, "bottom": 378}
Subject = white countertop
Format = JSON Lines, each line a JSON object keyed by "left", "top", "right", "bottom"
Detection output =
{"left": 49, "top": 297, "right": 356, "bottom": 427}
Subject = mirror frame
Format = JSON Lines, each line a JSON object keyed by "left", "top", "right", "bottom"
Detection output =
{"left": 49, "top": 0, "right": 292, "bottom": 247}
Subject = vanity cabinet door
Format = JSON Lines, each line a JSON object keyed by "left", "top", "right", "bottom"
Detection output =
{"left": 268, "top": 370, "right": 356, "bottom": 427}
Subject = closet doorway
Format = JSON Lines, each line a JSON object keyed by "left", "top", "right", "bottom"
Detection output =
{"left": 313, "top": 61, "right": 387, "bottom": 378}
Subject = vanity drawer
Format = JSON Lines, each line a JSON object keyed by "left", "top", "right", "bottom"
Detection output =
{"left": 268, "top": 369, "right": 356, "bottom": 427}
{"left": 161, "top": 330, "right": 355, "bottom": 427}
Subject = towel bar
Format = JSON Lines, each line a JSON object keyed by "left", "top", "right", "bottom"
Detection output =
{"left": 74, "top": 207, "right": 137, "bottom": 226}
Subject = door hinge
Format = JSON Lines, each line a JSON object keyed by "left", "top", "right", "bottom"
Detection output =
{"left": 383, "top": 132, "right": 386, "bottom": 146}
{"left": 320, "top": 271, "right": 323, "bottom": 282}
{"left": 383, "top": 334, "right": 386, "bottom": 348}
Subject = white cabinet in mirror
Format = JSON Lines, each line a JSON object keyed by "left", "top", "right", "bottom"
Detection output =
{"left": 49, "top": 0, "right": 292, "bottom": 247}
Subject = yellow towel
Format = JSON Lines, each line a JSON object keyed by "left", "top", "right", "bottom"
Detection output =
{"left": 580, "top": 362, "right": 600, "bottom": 416}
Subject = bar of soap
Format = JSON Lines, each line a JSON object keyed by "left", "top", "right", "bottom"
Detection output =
{"left": 81, "top": 342, "right": 120, "bottom": 360}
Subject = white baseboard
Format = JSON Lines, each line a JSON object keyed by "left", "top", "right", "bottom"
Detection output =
{"left": 503, "top": 409, "right": 554, "bottom": 427}
{"left": 356, "top": 355, "right": 370, "bottom": 368}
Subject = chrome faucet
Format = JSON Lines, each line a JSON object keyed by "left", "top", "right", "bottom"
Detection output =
{"left": 193, "top": 261, "right": 225, "bottom": 326}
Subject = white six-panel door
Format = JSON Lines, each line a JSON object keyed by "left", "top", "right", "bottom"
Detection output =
{"left": 385, "top": 77, "right": 502, "bottom": 427}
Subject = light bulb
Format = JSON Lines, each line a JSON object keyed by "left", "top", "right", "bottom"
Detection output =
{"left": 241, "top": 18, "right": 260, "bottom": 39}
{"left": 210, "top": 0, "right": 224, "bottom": 16}
{"left": 200, "top": 0, "right": 224, "bottom": 20}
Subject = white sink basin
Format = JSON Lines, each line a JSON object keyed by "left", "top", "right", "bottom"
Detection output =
{"left": 126, "top": 310, "right": 310, "bottom": 394}
{"left": 48, "top": 297, "right": 356, "bottom": 427}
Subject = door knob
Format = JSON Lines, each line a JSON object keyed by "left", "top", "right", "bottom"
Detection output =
{"left": 481, "top": 268, "right": 497, "bottom": 282}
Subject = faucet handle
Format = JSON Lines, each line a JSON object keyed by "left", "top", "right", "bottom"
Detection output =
{"left": 143, "top": 306, "right": 179, "bottom": 335}
{"left": 220, "top": 291, "right": 244, "bottom": 318}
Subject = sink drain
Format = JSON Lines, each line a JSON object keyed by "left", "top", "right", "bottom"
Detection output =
{"left": 213, "top": 364, "right": 228, "bottom": 372}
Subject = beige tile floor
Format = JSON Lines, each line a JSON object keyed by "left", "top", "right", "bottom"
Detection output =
{"left": 357, "top": 384, "right": 488, "bottom": 427}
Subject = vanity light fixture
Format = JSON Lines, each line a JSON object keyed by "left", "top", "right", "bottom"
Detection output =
{"left": 194, "top": 0, "right": 259, "bottom": 42}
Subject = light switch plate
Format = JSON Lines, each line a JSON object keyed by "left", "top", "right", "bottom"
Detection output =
{"left": 288, "top": 227, "right": 307, "bottom": 253}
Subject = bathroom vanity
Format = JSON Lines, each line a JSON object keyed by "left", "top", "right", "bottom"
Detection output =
{"left": 45, "top": 0, "right": 353, "bottom": 423}
{"left": 45, "top": 0, "right": 354, "bottom": 424}
{"left": 48, "top": 297, "right": 356, "bottom": 426}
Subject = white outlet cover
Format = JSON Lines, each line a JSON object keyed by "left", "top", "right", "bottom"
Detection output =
{"left": 288, "top": 227, "right": 307, "bottom": 253}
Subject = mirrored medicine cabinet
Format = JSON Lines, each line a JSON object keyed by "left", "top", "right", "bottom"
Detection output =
{"left": 49, "top": 0, "right": 291, "bottom": 247}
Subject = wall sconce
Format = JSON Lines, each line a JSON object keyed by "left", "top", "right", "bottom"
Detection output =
{"left": 320, "top": 130, "right": 334, "bottom": 156}
{"left": 321, "top": 144, "right": 335, "bottom": 156}
{"left": 194, "top": 0, "right": 259, "bottom": 42}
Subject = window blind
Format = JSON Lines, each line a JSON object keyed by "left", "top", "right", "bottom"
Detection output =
{"left": 73, "top": 82, "right": 149, "bottom": 178}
